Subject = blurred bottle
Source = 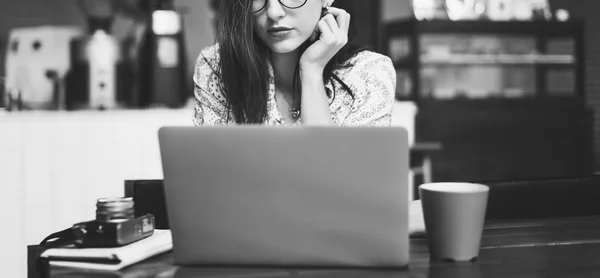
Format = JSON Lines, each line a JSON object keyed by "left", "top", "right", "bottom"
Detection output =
{"left": 512, "top": 0, "right": 534, "bottom": 21}
{"left": 136, "top": 0, "right": 188, "bottom": 108}
{"left": 487, "top": 0, "right": 513, "bottom": 21}
{"left": 530, "top": 0, "right": 553, "bottom": 21}
{"left": 414, "top": 0, "right": 448, "bottom": 21}
{"left": 66, "top": 0, "right": 131, "bottom": 110}
{"left": 446, "top": 0, "right": 488, "bottom": 21}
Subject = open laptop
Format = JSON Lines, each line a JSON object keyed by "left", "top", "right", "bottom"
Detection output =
{"left": 158, "top": 126, "right": 409, "bottom": 268}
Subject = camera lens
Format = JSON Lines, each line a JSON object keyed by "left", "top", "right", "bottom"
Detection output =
{"left": 96, "top": 197, "right": 135, "bottom": 222}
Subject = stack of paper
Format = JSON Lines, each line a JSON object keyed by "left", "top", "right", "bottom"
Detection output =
{"left": 40, "top": 229, "right": 173, "bottom": 271}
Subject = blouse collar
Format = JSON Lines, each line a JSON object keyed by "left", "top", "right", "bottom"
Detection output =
{"left": 266, "top": 59, "right": 337, "bottom": 126}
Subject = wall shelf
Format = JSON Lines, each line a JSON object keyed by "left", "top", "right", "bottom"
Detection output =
{"left": 381, "top": 19, "right": 585, "bottom": 100}
{"left": 384, "top": 19, "right": 583, "bottom": 38}
{"left": 425, "top": 54, "right": 573, "bottom": 65}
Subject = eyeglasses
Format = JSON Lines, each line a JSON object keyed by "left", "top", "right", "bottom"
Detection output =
{"left": 252, "top": 0, "right": 308, "bottom": 13}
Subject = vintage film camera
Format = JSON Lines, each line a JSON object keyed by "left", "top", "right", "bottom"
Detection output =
{"left": 71, "top": 197, "right": 155, "bottom": 248}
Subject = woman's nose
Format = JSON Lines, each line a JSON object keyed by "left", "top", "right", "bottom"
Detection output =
{"left": 266, "top": 0, "right": 286, "bottom": 20}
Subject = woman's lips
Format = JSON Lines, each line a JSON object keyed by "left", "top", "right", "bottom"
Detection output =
{"left": 267, "top": 27, "right": 293, "bottom": 38}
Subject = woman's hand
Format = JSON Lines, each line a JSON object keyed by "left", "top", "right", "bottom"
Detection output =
{"left": 299, "top": 7, "right": 350, "bottom": 72}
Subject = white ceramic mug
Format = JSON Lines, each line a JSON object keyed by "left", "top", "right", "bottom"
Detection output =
{"left": 419, "top": 182, "right": 490, "bottom": 262}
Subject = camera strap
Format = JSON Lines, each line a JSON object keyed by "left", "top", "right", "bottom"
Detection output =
{"left": 35, "top": 225, "right": 84, "bottom": 278}
{"left": 40, "top": 227, "right": 79, "bottom": 248}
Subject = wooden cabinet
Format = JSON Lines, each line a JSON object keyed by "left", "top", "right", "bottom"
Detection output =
{"left": 380, "top": 19, "right": 594, "bottom": 182}
{"left": 416, "top": 99, "right": 594, "bottom": 182}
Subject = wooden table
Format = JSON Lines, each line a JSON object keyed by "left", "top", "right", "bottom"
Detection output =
{"left": 39, "top": 216, "right": 600, "bottom": 277}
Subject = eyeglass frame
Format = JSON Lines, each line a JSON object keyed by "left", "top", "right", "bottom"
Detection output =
{"left": 252, "top": 0, "right": 308, "bottom": 13}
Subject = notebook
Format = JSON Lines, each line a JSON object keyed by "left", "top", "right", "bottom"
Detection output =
{"left": 40, "top": 229, "right": 172, "bottom": 271}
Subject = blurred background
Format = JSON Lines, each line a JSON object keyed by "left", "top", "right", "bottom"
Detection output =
{"left": 1, "top": 0, "right": 600, "bottom": 277}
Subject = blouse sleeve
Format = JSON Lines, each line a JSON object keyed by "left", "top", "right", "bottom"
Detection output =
{"left": 342, "top": 54, "right": 396, "bottom": 127}
{"left": 192, "top": 50, "right": 230, "bottom": 126}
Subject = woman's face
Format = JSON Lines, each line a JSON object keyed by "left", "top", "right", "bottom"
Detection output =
{"left": 253, "top": 0, "right": 324, "bottom": 54}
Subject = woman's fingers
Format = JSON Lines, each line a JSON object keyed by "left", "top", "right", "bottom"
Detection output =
{"left": 346, "top": 11, "right": 351, "bottom": 30}
{"left": 323, "top": 14, "right": 340, "bottom": 34}
{"left": 319, "top": 7, "right": 348, "bottom": 46}
{"left": 325, "top": 7, "right": 350, "bottom": 33}
{"left": 317, "top": 18, "right": 334, "bottom": 40}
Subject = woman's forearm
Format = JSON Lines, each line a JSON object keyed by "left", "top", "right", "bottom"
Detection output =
{"left": 299, "top": 68, "right": 334, "bottom": 126}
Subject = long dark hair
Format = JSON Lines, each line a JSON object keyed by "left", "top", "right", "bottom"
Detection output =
{"left": 215, "top": 0, "right": 367, "bottom": 124}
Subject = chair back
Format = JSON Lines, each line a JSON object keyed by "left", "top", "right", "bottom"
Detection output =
{"left": 391, "top": 101, "right": 418, "bottom": 146}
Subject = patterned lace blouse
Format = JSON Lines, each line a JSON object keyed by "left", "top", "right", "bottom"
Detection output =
{"left": 192, "top": 44, "right": 396, "bottom": 126}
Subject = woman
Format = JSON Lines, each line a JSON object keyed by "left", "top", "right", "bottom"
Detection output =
{"left": 192, "top": 0, "right": 396, "bottom": 126}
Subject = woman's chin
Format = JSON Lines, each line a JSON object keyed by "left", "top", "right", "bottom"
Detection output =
{"left": 268, "top": 39, "right": 304, "bottom": 54}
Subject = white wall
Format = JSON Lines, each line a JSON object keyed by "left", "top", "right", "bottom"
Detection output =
{"left": 0, "top": 109, "right": 194, "bottom": 278}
